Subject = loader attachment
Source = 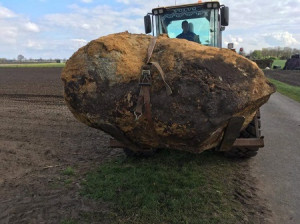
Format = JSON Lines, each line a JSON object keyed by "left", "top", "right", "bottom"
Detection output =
{"left": 219, "top": 116, "right": 245, "bottom": 151}
{"left": 218, "top": 111, "right": 264, "bottom": 152}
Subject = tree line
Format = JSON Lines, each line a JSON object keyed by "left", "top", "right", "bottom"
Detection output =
{"left": 0, "top": 55, "right": 67, "bottom": 64}
{"left": 249, "top": 47, "right": 300, "bottom": 60}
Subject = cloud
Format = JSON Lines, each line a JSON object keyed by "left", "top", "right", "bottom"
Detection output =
{"left": 263, "top": 32, "right": 299, "bottom": 46}
{"left": 24, "top": 22, "right": 40, "bottom": 32}
{"left": 26, "top": 40, "right": 43, "bottom": 50}
{"left": 42, "top": 4, "right": 145, "bottom": 39}
{"left": 0, "top": 26, "right": 18, "bottom": 44}
{"left": 116, "top": 0, "right": 130, "bottom": 4}
{"left": 80, "top": 0, "right": 93, "bottom": 3}
{"left": 222, "top": 0, "right": 300, "bottom": 32}
{"left": 71, "top": 38, "right": 88, "bottom": 49}
{"left": 224, "top": 35, "right": 243, "bottom": 48}
{"left": 219, "top": 0, "right": 300, "bottom": 52}
{"left": 0, "top": 5, "right": 16, "bottom": 18}
{"left": 0, "top": 5, "right": 43, "bottom": 58}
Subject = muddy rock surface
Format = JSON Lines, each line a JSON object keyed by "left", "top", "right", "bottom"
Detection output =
{"left": 62, "top": 32, "right": 275, "bottom": 153}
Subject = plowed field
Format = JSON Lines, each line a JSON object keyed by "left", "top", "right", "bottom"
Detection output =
{"left": 264, "top": 70, "right": 300, "bottom": 87}
{"left": 0, "top": 68, "right": 121, "bottom": 223}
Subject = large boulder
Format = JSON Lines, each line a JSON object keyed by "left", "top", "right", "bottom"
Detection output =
{"left": 62, "top": 32, "right": 275, "bottom": 153}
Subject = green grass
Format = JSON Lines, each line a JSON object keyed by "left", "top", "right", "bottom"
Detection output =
{"left": 81, "top": 150, "right": 252, "bottom": 224}
{"left": 60, "top": 219, "right": 78, "bottom": 224}
{"left": 269, "top": 78, "right": 300, "bottom": 103}
{"left": 62, "top": 166, "right": 75, "bottom": 176}
{"left": 0, "top": 63, "right": 65, "bottom": 68}
{"left": 271, "top": 60, "right": 286, "bottom": 69}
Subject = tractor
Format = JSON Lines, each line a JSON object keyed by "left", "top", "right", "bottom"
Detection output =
{"left": 140, "top": 1, "right": 263, "bottom": 158}
{"left": 110, "top": 1, "right": 263, "bottom": 158}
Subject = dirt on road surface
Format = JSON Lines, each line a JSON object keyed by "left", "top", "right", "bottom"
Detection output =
{"left": 0, "top": 67, "right": 271, "bottom": 223}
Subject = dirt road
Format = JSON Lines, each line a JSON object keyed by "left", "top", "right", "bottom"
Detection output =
{"left": 251, "top": 92, "right": 300, "bottom": 224}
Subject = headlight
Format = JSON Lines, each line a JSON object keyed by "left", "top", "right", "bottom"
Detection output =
{"left": 153, "top": 10, "right": 158, "bottom": 15}
{"left": 158, "top": 9, "right": 164, "bottom": 14}
{"left": 207, "top": 3, "right": 212, "bottom": 8}
{"left": 213, "top": 3, "right": 219, "bottom": 8}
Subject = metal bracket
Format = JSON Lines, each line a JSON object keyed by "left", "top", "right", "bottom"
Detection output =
{"left": 134, "top": 111, "right": 142, "bottom": 120}
{"left": 219, "top": 116, "right": 245, "bottom": 151}
{"left": 233, "top": 137, "right": 264, "bottom": 148}
{"left": 139, "top": 70, "right": 151, "bottom": 86}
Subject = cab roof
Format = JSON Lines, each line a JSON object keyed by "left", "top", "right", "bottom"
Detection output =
{"left": 152, "top": 1, "right": 220, "bottom": 11}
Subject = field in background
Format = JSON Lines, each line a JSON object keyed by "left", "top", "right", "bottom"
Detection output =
{"left": 0, "top": 63, "right": 65, "bottom": 68}
{"left": 264, "top": 70, "right": 300, "bottom": 87}
{"left": 271, "top": 60, "right": 286, "bottom": 69}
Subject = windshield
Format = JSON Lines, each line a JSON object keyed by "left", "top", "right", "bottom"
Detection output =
{"left": 155, "top": 6, "right": 219, "bottom": 47}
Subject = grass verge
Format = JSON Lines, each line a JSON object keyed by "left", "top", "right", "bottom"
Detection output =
{"left": 269, "top": 78, "right": 300, "bottom": 103}
{"left": 0, "top": 63, "right": 65, "bottom": 68}
{"left": 81, "top": 150, "right": 255, "bottom": 224}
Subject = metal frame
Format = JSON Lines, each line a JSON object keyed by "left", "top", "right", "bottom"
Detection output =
{"left": 219, "top": 110, "right": 264, "bottom": 151}
{"left": 219, "top": 116, "right": 245, "bottom": 151}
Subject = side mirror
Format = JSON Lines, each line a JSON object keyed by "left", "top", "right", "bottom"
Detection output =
{"left": 144, "top": 15, "right": 152, "bottom": 34}
{"left": 221, "top": 7, "right": 229, "bottom": 26}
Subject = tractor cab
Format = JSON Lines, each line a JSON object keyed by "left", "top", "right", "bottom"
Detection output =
{"left": 144, "top": 1, "right": 229, "bottom": 48}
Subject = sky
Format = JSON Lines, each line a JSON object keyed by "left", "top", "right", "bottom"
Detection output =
{"left": 0, "top": 0, "right": 299, "bottom": 59}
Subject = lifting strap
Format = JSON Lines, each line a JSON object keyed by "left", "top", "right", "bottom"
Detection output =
{"left": 134, "top": 37, "right": 172, "bottom": 122}
{"left": 146, "top": 37, "right": 157, "bottom": 64}
{"left": 149, "top": 61, "right": 172, "bottom": 96}
{"left": 146, "top": 37, "right": 172, "bottom": 96}
{"left": 134, "top": 66, "right": 153, "bottom": 123}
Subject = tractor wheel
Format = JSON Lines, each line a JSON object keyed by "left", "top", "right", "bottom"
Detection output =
{"left": 224, "top": 111, "right": 261, "bottom": 159}
{"left": 123, "top": 148, "right": 157, "bottom": 157}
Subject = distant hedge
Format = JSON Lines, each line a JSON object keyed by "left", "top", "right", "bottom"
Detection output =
{"left": 252, "top": 59, "right": 274, "bottom": 69}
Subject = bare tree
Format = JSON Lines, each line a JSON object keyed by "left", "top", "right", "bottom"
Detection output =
{"left": 261, "top": 48, "right": 268, "bottom": 58}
